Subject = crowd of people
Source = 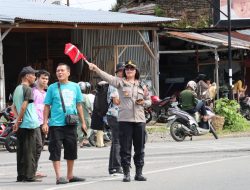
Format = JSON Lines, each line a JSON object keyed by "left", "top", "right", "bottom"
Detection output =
{"left": 11, "top": 59, "right": 151, "bottom": 185}
{"left": 10, "top": 58, "right": 249, "bottom": 186}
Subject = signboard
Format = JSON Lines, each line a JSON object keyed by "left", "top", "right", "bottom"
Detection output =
{"left": 213, "top": 0, "right": 250, "bottom": 27}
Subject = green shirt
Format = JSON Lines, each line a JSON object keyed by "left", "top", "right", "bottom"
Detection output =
{"left": 81, "top": 94, "right": 92, "bottom": 128}
{"left": 180, "top": 89, "right": 196, "bottom": 111}
{"left": 13, "top": 84, "right": 40, "bottom": 129}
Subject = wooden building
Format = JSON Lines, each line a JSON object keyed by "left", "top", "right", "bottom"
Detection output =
{"left": 0, "top": 0, "right": 176, "bottom": 109}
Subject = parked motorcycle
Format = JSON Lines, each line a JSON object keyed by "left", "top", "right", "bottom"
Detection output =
{"left": 0, "top": 107, "right": 17, "bottom": 152}
{"left": 239, "top": 96, "right": 250, "bottom": 120}
{"left": 144, "top": 95, "right": 178, "bottom": 123}
{"left": 167, "top": 106, "right": 218, "bottom": 142}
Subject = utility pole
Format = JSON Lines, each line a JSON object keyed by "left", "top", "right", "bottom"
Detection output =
{"left": 206, "top": 0, "right": 232, "bottom": 99}
{"left": 67, "top": 0, "right": 70, "bottom": 6}
{"left": 227, "top": 0, "right": 233, "bottom": 99}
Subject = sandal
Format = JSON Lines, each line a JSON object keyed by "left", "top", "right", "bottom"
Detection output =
{"left": 80, "top": 142, "right": 91, "bottom": 148}
{"left": 69, "top": 176, "right": 86, "bottom": 183}
{"left": 36, "top": 172, "right": 47, "bottom": 178}
{"left": 56, "top": 177, "right": 68, "bottom": 185}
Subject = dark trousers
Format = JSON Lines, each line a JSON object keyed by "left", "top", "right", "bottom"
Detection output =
{"left": 35, "top": 127, "right": 43, "bottom": 172}
{"left": 107, "top": 115, "right": 121, "bottom": 171}
{"left": 16, "top": 128, "right": 36, "bottom": 180}
{"left": 119, "top": 122, "right": 146, "bottom": 168}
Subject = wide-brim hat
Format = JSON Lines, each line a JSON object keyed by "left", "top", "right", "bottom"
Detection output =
{"left": 125, "top": 60, "right": 136, "bottom": 68}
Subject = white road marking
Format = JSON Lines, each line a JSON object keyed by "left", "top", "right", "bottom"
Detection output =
{"left": 44, "top": 155, "right": 250, "bottom": 190}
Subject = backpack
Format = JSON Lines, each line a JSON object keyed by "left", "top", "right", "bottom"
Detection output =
{"left": 93, "top": 82, "right": 110, "bottom": 117}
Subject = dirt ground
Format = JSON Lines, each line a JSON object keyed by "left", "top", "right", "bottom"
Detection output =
{"left": 146, "top": 122, "right": 250, "bottom": 143}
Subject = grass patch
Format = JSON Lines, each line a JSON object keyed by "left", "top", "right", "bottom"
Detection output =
{"left": 146, "top": 124, "right": 169, "bottom": 134}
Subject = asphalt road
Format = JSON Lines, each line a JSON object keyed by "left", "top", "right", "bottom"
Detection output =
{"left": 0, "top": 137, "right": 250, "bottom": 190}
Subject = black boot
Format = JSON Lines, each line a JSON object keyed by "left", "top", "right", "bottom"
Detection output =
{"left": 122, "top": 166, "right": 130, "bottom": 182}
{"left": 134, "top": 166, "right": 147, "bottom": 181}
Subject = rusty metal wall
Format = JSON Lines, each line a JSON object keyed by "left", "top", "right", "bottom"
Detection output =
{"left": 72, "top": 29, "right": 154, "bottom": 89}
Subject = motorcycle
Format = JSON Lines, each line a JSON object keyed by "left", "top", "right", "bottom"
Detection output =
{"left": 239, "top": 96, "right": 250, "bottom": 120}
{"left": 167, "top": 105, "right": 218, "bottom": 142}
{"left": 0, "top": 107, "right": 17, "bottom": 152}
{"left": 144, "top": 95, "right": 178, "bottom": 123}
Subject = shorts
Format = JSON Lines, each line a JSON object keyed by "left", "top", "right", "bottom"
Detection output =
{"left": 48, "top": 126, "right": 78, "bottom": 161}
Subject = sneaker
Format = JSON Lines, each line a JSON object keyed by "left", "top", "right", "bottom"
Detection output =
{"left": 109, "top": 168, "right": 123, "bottom": 176}
{"left": 68, "top": 176, "right": 86, "bottom": 183}
{"left": 56, "top": 177, "right": 68, "bottom": 185}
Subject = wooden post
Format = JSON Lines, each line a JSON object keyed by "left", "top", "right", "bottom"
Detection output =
{"left": 114, "top": 45, "right": 119, "bottom": 73}
{"left": 152, "top": 30, "right": 159, "bottom": 96}
{"left": 196, "top": 45, "right": 199, "bottom": 72}
{"left": 0, "top": 27, "right": 12, "bottom": 110}
{"left": 0, "top": 28, "right": 6, "bottom": 110}
{"left": 215, "top": 49, "right": 220, "bottom": 99}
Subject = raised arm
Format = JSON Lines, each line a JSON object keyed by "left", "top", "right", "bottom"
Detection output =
{"left": 88, "top": 63, "right": 122, "bottom": 88}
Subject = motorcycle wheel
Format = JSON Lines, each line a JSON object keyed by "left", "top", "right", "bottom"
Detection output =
{"left": 5, "top": 131, "right": 17, "bottom": 153}
{"left": 244, "top": 109, "right": 250, "bottom": 120}
{"left": 88, "top": 131, "right": 96, "bottom": 146}
{"left": 144, "top": 109, "right": 152, "bottom": 124}
{"left": 209, "top": 124, "right": 218, "bottom": 139}
{"left": 170, "top": 121, "right": 186, "bottom": 142}
{"left": 246, "top": 113, "right": 250, "bottom": 120}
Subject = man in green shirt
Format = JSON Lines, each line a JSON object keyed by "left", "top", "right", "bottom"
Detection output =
{"left": 12, "top": 66, "right": 40, "bottom": 182}
{"left": 180, "top": 80, "right": 207, "bottom": 117}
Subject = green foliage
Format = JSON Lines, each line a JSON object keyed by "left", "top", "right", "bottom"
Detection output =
{"left": 154, "top": 6, "right": 165, "bottom": 17}
{"left": 214, "top": 98, "right": 250, "bottom": 132}
{"left": 164, "top": 15, "right": 192, "bottom": 28}
{"left": 193, "top": 15, "right": 210, "bottom": 28}
{"left": 164, "top": 15, "right": 210, "bottom": 29}
{"left": 111, "top": 0, "right": 125, "bottom": 11}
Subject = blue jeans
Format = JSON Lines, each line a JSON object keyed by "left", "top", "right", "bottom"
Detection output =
{"left": 186, "top": 100, "right": 207, "bottom": 116}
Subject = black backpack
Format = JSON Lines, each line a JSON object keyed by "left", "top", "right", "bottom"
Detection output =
{"left": 94, "top": 82, "right": 110, "bottom": 117}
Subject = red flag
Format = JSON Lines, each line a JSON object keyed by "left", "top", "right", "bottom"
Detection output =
{"left": 64, "top": 43, "right": 87, "bottom": 64}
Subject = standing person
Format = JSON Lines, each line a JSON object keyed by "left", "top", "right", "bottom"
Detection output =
{"left": 78, "top": 81, "right": 92, "bottom": 147}
{"left": 107, "top": 63, "right": 124, "bottom": 176}
{"left": 32, "top": 69, "right": 50, "bottom": 178}
{"left": 12, "top": 66, "right": 41, "bottom": 182}
{"left": 88, "top": 60, "right": 151, "bottom": 182}
{"left": 90, "top": 81, "right": 108, "bottom": 148}
{"left": 42, "top": 63, "right": 87, "bottom": 185}
{"left": 196, "top": 74, "right": 210, "bottom": 100}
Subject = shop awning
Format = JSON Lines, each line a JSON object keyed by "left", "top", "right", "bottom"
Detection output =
{"left": 165, "top": 30, "right": 250, "bottom": 50}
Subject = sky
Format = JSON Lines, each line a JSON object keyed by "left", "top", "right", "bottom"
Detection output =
{"left": 62, "top": 0, "right": 117, "bottom": 10}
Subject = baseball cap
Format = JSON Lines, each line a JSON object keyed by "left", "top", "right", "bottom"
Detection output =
{"left": 115, "top": 62, "right": 125, "bottom": 73}
{"left": 20, "top": 66, "right": 38, "bottom": 77}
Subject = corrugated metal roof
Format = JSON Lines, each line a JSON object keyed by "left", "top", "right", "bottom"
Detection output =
{"left": 237, "top": 29, "right": 250, "bottom": 36}
{"left": 203, "top": 32, "right": 250, "bottom": 49}
{"left": 166, "top": 30, "right": 250, "bottom": 50}
{"left": 0, "top": 0, "right": 176, "bottom": 25}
